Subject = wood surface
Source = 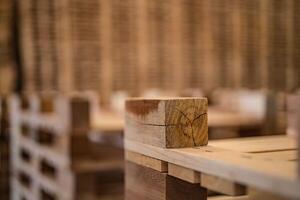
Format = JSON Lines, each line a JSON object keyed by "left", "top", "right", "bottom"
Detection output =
{"left": 297, "top": 95, "right": 300, "bottom": 179}
{"left": 125, "top": 135, "right": 300, "bottom": 199}
{"left": 125, "top": 150, "right": 167, "bottom": 172}
{"left": 248, "top": 187, "right": 291, "bottom": 200}
{"left": 208, "top": 196, "right": 249, "bottom": 200}
{"left": 201, "top": 173, "right": 246, "bottom": 196}
{"left": 168, "top": 163, "right": 200, "bottom": 183}
{"left": 125, "top": 161, "right": 207, "bottom": 200}
{"left": 209, "top": 135, "right": 296, "bottom": 153}
{"left": 125, "top": 98, "right": 208, "bottom": 148}
{"left": 92, "top": 107, "right": 263, "bottom": 133}
{"left": 10, "top": 95, "right": 124, "bottom": 200}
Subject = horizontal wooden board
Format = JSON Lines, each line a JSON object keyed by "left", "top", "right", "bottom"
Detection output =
{"left": 125, "top": 150, "right": 167, "bottom": 172}
{"left": 209, "top": 135, "right": 297, "bottom": 153}
{"left": 168, "top": 163, "right": 200, "bottom": 183}
{"left": 201, "top": 173, "right": 246, "bottom": 196}
{"left": 125, "top": 137, "right": 300, "bottom": 199}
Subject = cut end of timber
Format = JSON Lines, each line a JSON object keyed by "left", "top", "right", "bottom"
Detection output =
{"left": 125, "top": 98, "right": 208, "bottom": 148}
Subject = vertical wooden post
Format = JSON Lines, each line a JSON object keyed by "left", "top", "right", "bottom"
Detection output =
{"left": 286, "top": 0, "right": 294, "bottom": 92}
{"left": 202, "top": 0, "right": 217, "bottom": 91}
{"left": 100, "top": 0, "right": 113, "bottom": 107}
{"left": 169, "top": 0, "right": 184, "bottom": 93}
{"left": 259, "top": 0, "right": 270, "bottom": 89}
{"left": 135, "top": 0, "right": 148, "bottom": 94}
{"left": 70, "top": 97, "right": 90, "bottom": 133}
{"left": 19, "top": 0, "right": 36, "bottom": 93}
{"left": 56, "top": 0, "right": 73, "bottom": 93}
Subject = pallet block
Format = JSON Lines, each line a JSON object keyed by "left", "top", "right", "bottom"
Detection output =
{"left": 125, "top": 161, "right": 207, "bottom": 200}
{"left": 125, "top": 98, "right": 208, "bottom": 148}
{"left": 125, "top": 97, "right": 300, "bottom": 200}
{"left": 10, "top": 94, "right": 124, "bottom": 200}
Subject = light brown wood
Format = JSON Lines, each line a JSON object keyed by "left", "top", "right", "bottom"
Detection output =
{"left": 209, "top": 135, "right": 297, "bottom": 153}
{"left": 168, "top": 163, "right": 200, "bottom": 183}
{"left": 91, "top": 110, "right": 124, "bottom": 132}
{"left": 125, "top": 98, "right": 208, "bottom": 148}
{"left": 125, "top": 138, "right": 300, "bottom": 199}
{"left": 201, "top": 173, "right": 246, "bottom": 196}
{"left": 100, "top": 0, "right": 113, "bottom": 106}
{"left": 297, "top": 95, "right": 300, "bottom": 179}
{"left": 10, "top": 94, "right": 124, "bottom": 200}
{"left": 252, "top": 150, "right": 297, "bottom": 161}
{"left": 208, "top": 195, "right": 249, "bottom": 200}
{"left": 125, "top": 150, "right": 167, "bottom": 172}
{"left": 248, "top": 187, "right": 291, "bottom": 200}
{"left": 125, "top": 161, "right": 207, "bottom": 200}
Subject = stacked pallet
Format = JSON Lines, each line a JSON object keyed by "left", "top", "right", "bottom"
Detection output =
{"left": 10, "top": 94, "right": 124, "bottom": 200}
{"left": 18, "top": 0, "right": 300, "bottom": 105}
{"left": 124, "top": 97, "right": 300, "bottom": 200}
{"left": 0, "top": 98, "right": 10, "bottom": 200}
{"left": 0, "top": 0, "right": 14, "bottom": 96}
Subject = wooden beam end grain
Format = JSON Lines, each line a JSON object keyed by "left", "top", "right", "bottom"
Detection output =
{"left": 125, "top": 98, "right": 208, "bottom": 148}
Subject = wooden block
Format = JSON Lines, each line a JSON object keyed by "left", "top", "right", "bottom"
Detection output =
{"left": 201, "top": 173, "right": 246, "bottom": 196}
{"left": 208, "top": 195, "right": 249, "bottom": 200}
{"left": 125, "top": 98, "right": 208, "bottom": 148}
{"left": 125, "top": 150, "right": 167, "bottom": 172}
{"left": 248, "top": 187, "right": 290, "bottom": 200}
{"left": 168, "top": 163, "right": 200, "bottom": 183}
{"left": 70, "top": 97, "right": 90, "bottom": 132}
{"left": 125, "top": 161, "right": 207, "bottom": 200}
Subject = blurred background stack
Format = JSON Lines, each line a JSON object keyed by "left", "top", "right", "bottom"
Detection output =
{"left": 0, "top": 0, "right": 299, "bottom": 199}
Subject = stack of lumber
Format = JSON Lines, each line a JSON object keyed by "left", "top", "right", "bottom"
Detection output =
{"left": 10, "top": 94, "right": 124, "bottom": 200}
{"left": 124, "top": 97, "right": 300, "bottom": 200}
{"left": 0, "top": 98, "right": 10, "bottom": 200}
{"left": 18, "top": 0, "right": 300, "bottom": 105}
{"left": 0, "top": 0, "right": 14, "bottom": 96}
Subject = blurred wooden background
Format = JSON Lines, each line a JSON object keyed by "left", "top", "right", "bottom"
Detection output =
{"left": 17, "top": 0, "right": 300, "bottom": 104}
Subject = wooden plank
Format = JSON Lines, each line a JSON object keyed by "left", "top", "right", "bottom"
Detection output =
{"left": 297, "top": 94, "right": 300, "bottom": 179}
{"left": 201, "top": 173, "right": 246, "bottom": 196}
{"left": 125, "top": 98, "right": 208, "bottom": 148}
{"left": 125, "top": 150, "right": 167, "bottom": 172}
{"left": 252, "top": 150, "right": 297, "bottom": 161}
{"left": 125, "top": 161, "right": 207, "bottom": 200}
{"left": 125, "top": 139, "right": 300, "bottom": 199}
{"left": 248, "top": 187, "right": 290, "bottom": 200}
{"left": 208, "top": 195, "right": 249, "bottom": 200}
{"left": 168, "top": 163, "right": 200, "bottom": 183}
{"left": 99, "top": 0, "right": 113, "bottom": 106}
{"left": 209, "top": 135, "right": 296, "bottom": 153}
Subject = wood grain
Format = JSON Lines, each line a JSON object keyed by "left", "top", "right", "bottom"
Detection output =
{"left": 168, "top": 163, "right": 200, "bottom": 183}
{"left": 125, "top": 98, "right": 208, "bottom": 148}
{"left": 125, "top": 150, "right": 167, "bottom": 172}
{"left": 125, "top": 137, "right": 300, "bottom": 199}
{"left": 125, "top": 161, "right": 207, "bottom": 200}
{"left": 201, "top": 173, "right": 246, "bottom": 196}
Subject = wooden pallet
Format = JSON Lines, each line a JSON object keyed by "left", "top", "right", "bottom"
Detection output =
{"left": 124, "top": 98, "right": 300, "bottom": 200}
{"left": 10, "top": 93, "right": 124, "bottom": 200}
{"left": 18, "top": 0, "right": 300, "bottom": 104}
